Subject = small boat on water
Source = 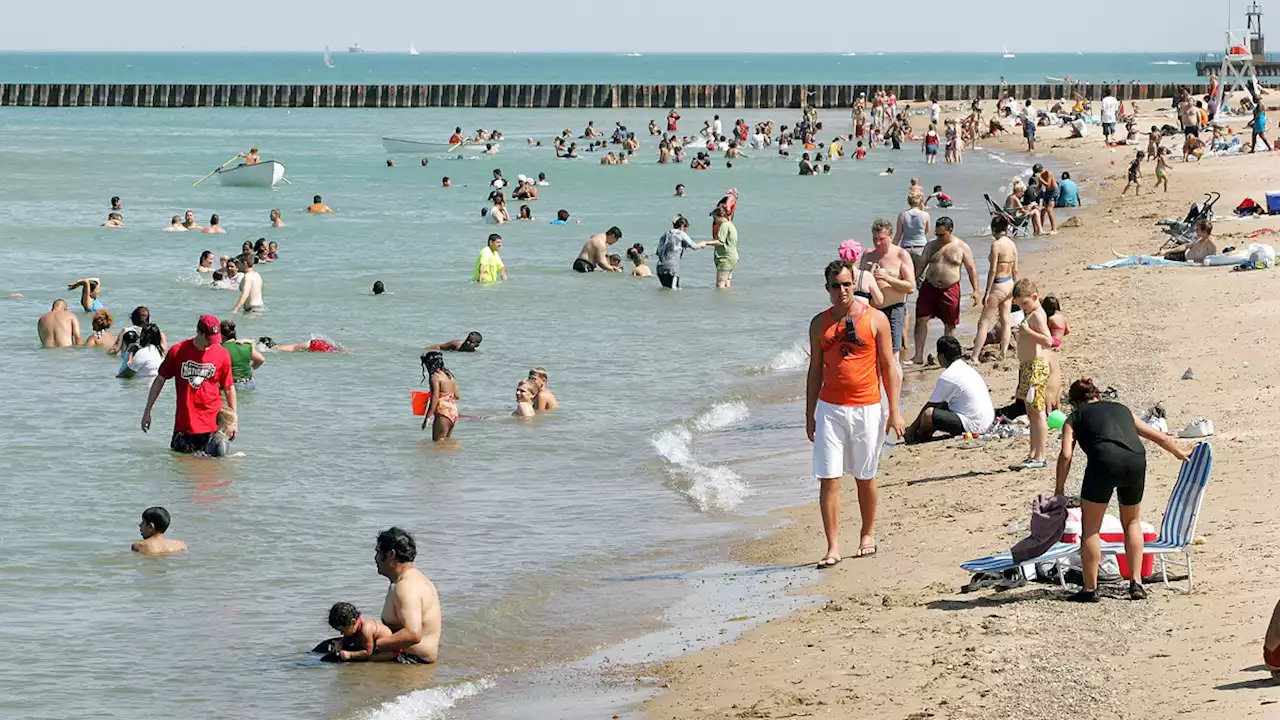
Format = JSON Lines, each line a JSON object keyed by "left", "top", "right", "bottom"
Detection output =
{"left": 409, "top": 42, "right": 420, "bottom": 56}
{"left": 216, "top": 160, "right": 286, "bottom": 188}
{"left": 382, "top": 137, "right": 491, "bottom": 154}
{"left": 348, "top": 42, "right": 366, "bottom": 53}
{"left": 323, "top": 46, "right": 335, "bottom": 68}
{"left": 1002, "top": 45, "right": 1016, "bottom": 59}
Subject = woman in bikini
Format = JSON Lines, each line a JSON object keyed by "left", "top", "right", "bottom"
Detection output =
{"left": 420, "top": 351, "right": 459, "bottom": 441}
{"left": 1043, "top": 295, "right": 1069, "bottom": 412}
{"left": 970, "top": 215, "right": 1019, "bottom": 363}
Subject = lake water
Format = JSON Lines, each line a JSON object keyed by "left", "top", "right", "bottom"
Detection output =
{"left": 0, "top": 105, "right": 1034, "bottom": 719}
{"left": 0, "top": 51, "right": 1204, "bottom": 86}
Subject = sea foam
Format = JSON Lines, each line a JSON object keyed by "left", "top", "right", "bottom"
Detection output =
{"left": 651, "top": 401, "right": 752, "bottom": 513}
{"left": 362, "top": 678, "right": 494, "bottom": 720}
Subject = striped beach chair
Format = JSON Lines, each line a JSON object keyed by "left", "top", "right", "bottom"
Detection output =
{"left": 1100, "top": 442, "right": 1214, "bottom": 592}
{"left": 960, "top": 542, "right": 1079, "bottom": 590}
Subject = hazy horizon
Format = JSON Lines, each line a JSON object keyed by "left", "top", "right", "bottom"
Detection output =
{"left": 0, "top": 0, "right": 1244, "bottom": 53}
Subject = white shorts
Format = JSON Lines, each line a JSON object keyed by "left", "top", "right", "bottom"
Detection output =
{"left": 813, "top": 399, "right": 885, "bottom": 481}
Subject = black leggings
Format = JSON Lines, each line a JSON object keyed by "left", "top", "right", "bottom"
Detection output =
{"left": 1080, "top": 448, "right": 1146, "bottom": 506}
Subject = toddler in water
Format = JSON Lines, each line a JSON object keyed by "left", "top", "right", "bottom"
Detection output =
{"left": 326, "top": 602, "right": 394, "bottom": 662}
{"left": 927, "top": 185, "right": 953, "bottom": 209}
{"left": 627, "top": 244, "right": 652, "bottom": 277}
{"left": 201, "top": 408, "right": 245, "bottom": 458}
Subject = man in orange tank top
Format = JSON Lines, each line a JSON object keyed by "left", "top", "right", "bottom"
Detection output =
{"left": 805, "top": 260, "right": 905, "bottom": 569}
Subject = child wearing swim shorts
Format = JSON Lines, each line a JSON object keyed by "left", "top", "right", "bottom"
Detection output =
{"left": 1010, "top": 279, "right": 1055, "bottom": 470}
{"left": 327, "top": 602, "right": 394, "bottom": 662}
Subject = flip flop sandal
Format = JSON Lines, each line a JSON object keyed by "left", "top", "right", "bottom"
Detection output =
{"left": 854, "top": 545, "right": 878, "bottom": 558}
{"left": 816, "top": 556, "right": 842, "bottom": 569}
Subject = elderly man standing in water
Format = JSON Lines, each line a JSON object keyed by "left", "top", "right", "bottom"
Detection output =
{"left": 370, "top": 527, "right": 442, "bottom": 664}
{"left": 37, "top": 299, "right": 81, "bottom": 347}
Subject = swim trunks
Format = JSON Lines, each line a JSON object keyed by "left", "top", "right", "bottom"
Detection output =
{"left": 813, "top": 400, "right": 885, "bottom": 481}
{"left": 657, "top": 269, "right": 680, "bottom": 289}
{"left": 1102, "top": 122, "right": 1116, "bottom": 137}
{"left": 170, "top": 431, "right": 212, "bottom": 454}
{"left": 308, "top": 339, "right": 335, "bottom": 352}
{"left": 916, "top": 282, "right": 961, "bottom": 326}
{"left": 572, "top": 258, "right": 595, "bottom": 273}
{"left": 393, "top": 652, "right": 433, "bottom": 665}
{"left": 882, "top": 302, "right": 906, "bottom": 353}
{"left": 1016, "top": 357, "right": 1051, "bottom": 413}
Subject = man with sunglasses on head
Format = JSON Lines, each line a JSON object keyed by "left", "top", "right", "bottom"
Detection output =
{"left": 910, "top": 216, "right": 979, "bottom": 366}
{"left": 805, "top": 260, "right": 905, "bottom": 570}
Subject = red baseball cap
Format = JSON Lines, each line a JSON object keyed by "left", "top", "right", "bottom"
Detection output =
{"left": 196, "top": 314, "right": 222, "bottom": 344}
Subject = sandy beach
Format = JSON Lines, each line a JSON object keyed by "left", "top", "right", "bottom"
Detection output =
{"left": 643, "top": 104, "right": 1280, "bottom": 719}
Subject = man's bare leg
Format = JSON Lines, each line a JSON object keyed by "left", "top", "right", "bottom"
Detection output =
{"left": 911, "top": 317, "right": 930, "bottom": 365}
{"left": 854, "top": 477, "right": 878, "bottom": 556}
{"left": 818, "top": 477, "right": 841, "bottom": 564}
{"left": 943, "top": 322, "right": 956, "bottom": 338}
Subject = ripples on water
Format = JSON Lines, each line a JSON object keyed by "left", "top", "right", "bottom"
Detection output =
{"left": 0, "top": 106, "right": 1023, "bottom": 719}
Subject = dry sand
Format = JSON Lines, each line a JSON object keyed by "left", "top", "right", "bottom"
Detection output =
{"left": 641, "top": 105, "right": 1280, "bottom": 719}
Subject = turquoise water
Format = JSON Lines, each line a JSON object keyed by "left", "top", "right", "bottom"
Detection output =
{"left": 0, "top": 51, "right": 1203, "bottom": 85}
{"left": 0, "top": 106, "right": 1032, "bottom": 719}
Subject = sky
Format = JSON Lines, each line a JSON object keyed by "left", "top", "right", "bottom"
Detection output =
{"left": 0, "top": 0, "right": 1243, "bottom": 52}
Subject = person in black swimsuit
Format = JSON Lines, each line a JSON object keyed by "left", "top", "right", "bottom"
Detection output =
{"left": 1055, "top": 377, "right": 1192, "bottom": 603}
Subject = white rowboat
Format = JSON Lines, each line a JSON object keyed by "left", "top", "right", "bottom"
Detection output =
{"left": 216, "top": 160, "right": 286, "bottom": 188}
{"left": 381, "top": 137, "right": 492, "bottom": 154}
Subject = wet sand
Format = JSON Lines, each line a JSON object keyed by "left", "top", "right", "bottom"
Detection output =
{"left": 643, "top": 101, "right": 1280, "bottom": 719}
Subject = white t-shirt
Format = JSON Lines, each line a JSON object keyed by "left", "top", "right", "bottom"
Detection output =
{"left": 930, "top": 102, "right": 941, "bottom": 124}
{"left": 927, "top": 360, "right": 995, "bottom": 434}
{"left": 128, "top": 345, "right": 163, "bottom": 377}
{"left": 713, "top": 118, "right": 723, "bottom": 136}
{"left": 1100, "top": 96, "right": 1120, "bottom": 124}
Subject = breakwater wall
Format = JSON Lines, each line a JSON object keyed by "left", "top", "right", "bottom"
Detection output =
{"left": 0, "top": 83, "right": 1217, "bottom": 109}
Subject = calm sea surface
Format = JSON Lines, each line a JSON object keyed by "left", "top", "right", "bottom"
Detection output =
{"left": 0, "top": 102, "right": 1038, "bottom": 719}
{"left": 0, "top": 51, "right": 1203, "bottom": 85}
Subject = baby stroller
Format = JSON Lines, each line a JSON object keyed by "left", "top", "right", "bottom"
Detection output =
{"left": 1157, "top": 192, "right": 1219, "bottom": 250}
{"left": 985, "top": 193, "right": 1035, "bottom": 239}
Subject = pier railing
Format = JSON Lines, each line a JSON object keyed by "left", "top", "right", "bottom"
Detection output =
{"left": 0, "top": 82, "right": 1221, "bottom": 109}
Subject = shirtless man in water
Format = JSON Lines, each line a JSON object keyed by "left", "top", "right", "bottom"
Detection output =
{"left": 970, "top": 215, "right": 1019, "bottom": 363}
{"left": 859, "top": 218, "right": 916, "bottom": 359}
{"left": 38, "top": 299, "right": 81, "bottom": 347}
{"left": 911, "top": 217, "right": 979, "bottom": 365}
{"left": 182, "top": 210, "right": 203, "bottom": 230}
{"left": 372, "top": 527, "right": 441, "bottom": 664}
{"left": 572, "top": 227, "right": 623, "bottom": 272}
{"left": 307, "top": 195, "right": 334, "bottom": 214}
{"left": 528, "top": 366, "right": 559, "bottom": 411}
{"left": 231, "top": 258, "right": 265, "bottom": 314}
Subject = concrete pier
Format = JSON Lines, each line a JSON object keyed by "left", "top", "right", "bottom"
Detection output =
{"left": 0, "top": 82, "right": 1220, "bottom": 109}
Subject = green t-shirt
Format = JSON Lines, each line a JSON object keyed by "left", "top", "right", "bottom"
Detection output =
{"left": 714, "top": 220, "right": 739, "bottom": 269}
{"left": 223, "top": 340, "right": 253, "bottom": 381}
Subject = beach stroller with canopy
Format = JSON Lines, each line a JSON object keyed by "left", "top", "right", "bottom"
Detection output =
{"left": 984, "top": 193, "right": 1035, "bottom": 239}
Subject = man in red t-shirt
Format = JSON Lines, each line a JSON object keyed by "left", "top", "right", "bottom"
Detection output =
{"left": 141, "top": 314, "right": 237, "bottom": 453}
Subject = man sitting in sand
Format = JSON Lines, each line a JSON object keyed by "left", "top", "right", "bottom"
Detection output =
{"left": 1164, "top": 218, "right": 1219, "bottom": 263}
{"left": 131, "top": 506, "right": 187, "bottom": 555}
{"left": 905, "top": 336, "right": 994, "bottom": 443}
{"left": 370, "top": 527, "right": 441, "bottom": 663}
{"left": 38, "top": 299, "right": 81, "bottom": 348}
{"left": 572, "top": 227, "right": 623, "bottom": 272}
{"left": 911, "top": 218, "right": 979, "bottom": 366}
{"left": 307, "top": 195, "right": 333, "bottom": 213}
{"left": 163, "top": 215, "right": 186, "bottom": 232}
{"left": 528, "top": 366, "right": 558, "bottom": 411}
{"left": 426, "top": 331, "right": 482, "bottom": 352}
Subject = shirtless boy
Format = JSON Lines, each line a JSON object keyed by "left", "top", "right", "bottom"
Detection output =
{"left": 37, "top": 300, "right": 81, "bottom": 347}
{"left": 1009, "top": 278, "right": 1055, "bottom": 470}
{"left": 911, "top": 217, "right": 979, "bottom": 365}
{"left": 970, "top": 215, "right": 1019, "bottom": 362}
{"left": 307, "top": 195, "right": 334, "bottom": 213}
{"left": 528, "top": 366, "right": 559, "bottom": 411}
{"left": 859, "top": 218, "right": 916, "bottom": 356}
{"left": 371, "top": 527, "right": 441, "bottom": 663}
{"left": 131, "top": 506, "right": 187, "bottom": 555}
{"left": 231, "top": 257, "right": 265, "bottom": 314}
{"left": 326, "top": 602, "right": 395, "bottom": 662}
{"left": 572, "top": 227, "right": 623, "bottom": 272}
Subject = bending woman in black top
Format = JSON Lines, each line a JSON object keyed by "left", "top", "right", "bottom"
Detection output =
{"left": 1055, "top": 378, "right": 1192, "bottom": 602}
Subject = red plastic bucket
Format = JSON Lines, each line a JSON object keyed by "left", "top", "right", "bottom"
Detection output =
{"left": 411, "top": 391, "right": 431, "bottom": 416}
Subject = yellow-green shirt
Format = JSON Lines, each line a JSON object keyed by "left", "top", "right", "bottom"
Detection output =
{"left": 474, "top": 246, "right": 505, "bottom": 283}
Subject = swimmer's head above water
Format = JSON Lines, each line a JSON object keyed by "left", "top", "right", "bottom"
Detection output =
{"left": 372, "top": 281, "right": 385, "bottom": 295}
{"left": 461, "top": 331, "right": 482, "bottom": 351}
{"left": 328, "top": 602, "right": 363, "bottom": 635}
{"left": 140, "top": 506, "right": 171, "bottom": 538}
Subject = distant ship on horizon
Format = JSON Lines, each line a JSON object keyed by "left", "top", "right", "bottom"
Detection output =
{"left": 348, "top": 42, "right": 366, "bottom": 53}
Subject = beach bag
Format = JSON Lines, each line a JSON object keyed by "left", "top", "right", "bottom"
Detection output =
{"left": 1248, "top": 242, "right": 1277, "bottom": 267}
{"left": 1237, "top": 197, "right": 1262, "bottom": 217}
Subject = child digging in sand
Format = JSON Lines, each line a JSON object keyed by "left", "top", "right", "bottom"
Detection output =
{"left": 326, "top": 602, "right": 395, "bottom": 661}
{"left": 1009, "top": 279, "right": 1055, "bottom": 470}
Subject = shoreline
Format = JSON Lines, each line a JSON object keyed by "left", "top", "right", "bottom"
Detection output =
{"left": 639, "top": 110, "right": 1280, "bottom": 718}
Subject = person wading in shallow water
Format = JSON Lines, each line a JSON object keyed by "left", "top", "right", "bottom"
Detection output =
{"left": 805, "top": 260, "right": 905, "bottom": 569}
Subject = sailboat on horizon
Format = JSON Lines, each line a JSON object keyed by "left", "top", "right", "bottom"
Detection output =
{"left": 323, "top": 46, "right": 335, "bottom": 68}
{"left": 1002, "top": 45, "right": 1016, "bottom": 59}
{"left": 409, "top": 42, "right": 420, "bottom": 56}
